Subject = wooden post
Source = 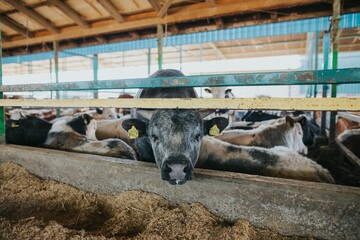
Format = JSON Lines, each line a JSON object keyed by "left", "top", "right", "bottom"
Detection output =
{"left": 157, "top": 24, "right": 163, "bottom": 70}
{"left": 0, "top": 28, "right": 5, "bottom": 143}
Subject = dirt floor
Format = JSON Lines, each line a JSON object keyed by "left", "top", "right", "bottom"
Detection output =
{"left": 0, "top": 162, "right": 315, "bottom": 240}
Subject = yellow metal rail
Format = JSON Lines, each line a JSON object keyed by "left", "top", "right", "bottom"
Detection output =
{"left": 0, "top": 98, "right": 359, "bottom": 111}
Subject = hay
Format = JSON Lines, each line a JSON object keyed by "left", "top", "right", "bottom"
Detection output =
{"left": 0, "top": 162, "right": 312, "bottom": 240}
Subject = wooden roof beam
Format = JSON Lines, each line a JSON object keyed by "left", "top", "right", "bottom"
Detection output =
{"left": 48, "top": 0, "right": 90, "bottom": 28}
{"left": 1, "top": 34, "right": 10, "bottom": 42}
{"left": 158, "top": 0, "right": 173, "bottom": 18}
{"left": 206, "top": 0, "right": 216, "bottom": 7}
{"left": 148, "top": 0, "right": 161, "bottom": 12}
{"left": 0, "top": 15, "right": 34, "bottom": 38}
{"left": 3, "top": 0, "right": 60, "bottom": 33}
{"left": 96, "top": 0, "right": 125, "bottom": 22}
{"left": 3, "top": 0, "right": 332, "bottom": 49}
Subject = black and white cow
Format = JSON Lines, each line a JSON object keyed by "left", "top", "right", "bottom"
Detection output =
{"left": 122, "top": 69, "right": 334, "bottom": 185}
{"left": 44, "top": 114, "right": 137, "bottom": 160}
{"left": 6, "top": 115, "right": 52, "bottom": 147}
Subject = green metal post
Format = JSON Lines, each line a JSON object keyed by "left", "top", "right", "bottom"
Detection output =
{"left": 329, "top": 0, "right": 341, "bottom": 144}
{"left": 0, "top": 27, "right": 5, "bottom": 143}
{"left": 93, "top": 54, "right": 99, "bottom": 99}
{"left": 147, "top": 48, "right": 151, "bottom": 75}
{"left": 53, "top": 41, "right": 60, "bottom": 116}
{"left": 320, "top": 32, "right": 330, "bottom": 137}
{"left": 312, "top": 32, "right": 320, "bottom": 122}
{"left": 157, "top": 24, "right": 163, "bottom": 70}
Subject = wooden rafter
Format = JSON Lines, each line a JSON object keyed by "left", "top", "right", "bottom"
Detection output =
{"left": 48, "top": 0, "right": 90, "bottom": 28}
{"left": 148, "top": 0, "right": 161, "bottom": 12}
{"left": 3, "top": 0, "right": 59, "bottom": 33}
{"left": 206, "top": 0, "right": 216, "bottom": 7}
{"left": 158, "top": 0, "right": 173, "bottom": 18}
{"left": 1, "top": 34, "right": 10, "bottom": 42}
{"left": 2, "top": 0, "right": 335, "bottom": 49}
{"left": 96, "top": 0, "right": 125, "bottom": 22}
{"left": 0, "top": 15, "right": 34, "bottom": 38}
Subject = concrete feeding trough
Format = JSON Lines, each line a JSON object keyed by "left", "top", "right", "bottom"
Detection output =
{"left": 0, "top": 144, "right": 359, "bottom": 239}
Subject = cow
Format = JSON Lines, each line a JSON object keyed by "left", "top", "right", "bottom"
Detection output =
{"left": 121, "top": 69, "right": 334, "bottom": 185}
{"left": 44, "top": 114, "right": 137, "bottom": 160}
{"left": 204, "top": 87, "right": 236, "bottom": 124}
{"left": 117, "top": 94, "right": 134, "bottom": 116}
{"left": 6, "top": 115, "right": 52, "bottom": 147}
{"left": 241, "top": 110, "right": 281, "bottom": 122}
{"left": 337, "top": 128, "right": 360, "bottom": 159}
{"left": 336, "top": 116, "right": 360, "bottom": 137}
{"left": 95, "top": 115, "right": 132, "bottom": 145}
{"left": 231, "top": 115, "right": 319, "bottom": 147}
{"left": 74, "top": 108, "right": 120, "bottom": 120}
{"left": 215, "top": 116, "right": 308, "bottom": 155}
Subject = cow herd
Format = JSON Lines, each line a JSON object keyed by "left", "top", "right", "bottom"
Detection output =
{"left": 6, "top": 69, "right": 357, "bottom": 185}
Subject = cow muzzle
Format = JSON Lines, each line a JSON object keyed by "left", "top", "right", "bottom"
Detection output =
{"left": 161, "top": 156, "right": 193, "bottom": 185}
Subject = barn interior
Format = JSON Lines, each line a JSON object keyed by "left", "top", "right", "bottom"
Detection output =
{"left": 0, "top": 0, "right": 360, "bottom": 239}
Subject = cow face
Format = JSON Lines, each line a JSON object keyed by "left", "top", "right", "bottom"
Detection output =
{"left": 67, "top": 114, "right": 98, "bottom": 140}
{"left": 123, "top": 109, "right": 228, "bottom": 185}
{"left": 285, "top": 116, "right": 308, "bottom": 155}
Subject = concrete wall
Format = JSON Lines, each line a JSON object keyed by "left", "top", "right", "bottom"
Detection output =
{"left": 0, "top": 144, "right": 359, "bottom": 239}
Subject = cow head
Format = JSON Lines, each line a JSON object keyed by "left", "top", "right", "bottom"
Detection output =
{"left": 123, "top": 109, "right": 228, "bottom": 185}
{"left": 285, "top": 116, "right": 308, "bottom": 155}
{"left": 68, "top": 114, "right": 98, "bottom": 140}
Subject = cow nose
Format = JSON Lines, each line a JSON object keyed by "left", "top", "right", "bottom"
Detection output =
{"left": 162, "top": 158, "right": 193, "bottom": 185}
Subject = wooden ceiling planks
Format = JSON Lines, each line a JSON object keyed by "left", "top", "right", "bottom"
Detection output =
{"left": 1, "top": 0, "right": 332, "bottom": 49}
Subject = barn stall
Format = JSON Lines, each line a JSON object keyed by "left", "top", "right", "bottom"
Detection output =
{"left": 0, "top": 0, "right": 360, "bottom": 239}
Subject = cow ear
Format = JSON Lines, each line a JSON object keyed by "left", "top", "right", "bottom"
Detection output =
{"left": 204, "top": 117, "right": 229, "bottom": 136}
{"left": 294, "top": 116, "right": 307, "bottom": 126}
{"left": 204, "top": 88, "right": 212, "bottom": 94}
{"left": 285, "top": 116, "right": 295, "bottom": 128}
{"left": 96, "top": 108, "right": 103, "bottom": 114}
{"left": 82, "top": 114, "right": 93, "bottom": 125}
{"left": 122, "top": 119, "right": 148, "bottom": 139}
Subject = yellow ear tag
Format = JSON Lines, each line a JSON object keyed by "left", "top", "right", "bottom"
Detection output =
{"left": 11, "top": 123, "right": 20, "bottom": 128}
{"left": 209, "top": 124, "right": 220, "bottom": 136}
{"left": 128, "top": 126, "right": 139, "bottom": 139}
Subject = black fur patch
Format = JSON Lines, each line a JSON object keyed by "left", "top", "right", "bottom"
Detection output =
{"left": 203, "top": 153, "right": 267, "bottom": 175}
{"left": 227, "top": 145, "right": 242, "bottom": 153}
{"left": 248, "top": 149, "right": 279, "bottom": 166}
{"left": 67, "top": 115, "right": 91, "bottom": 135}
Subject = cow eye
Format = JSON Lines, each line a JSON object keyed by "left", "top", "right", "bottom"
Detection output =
{"left": 152, "top": 135, "right": 159, "bottom": 142}
{"left": 194, "top": 134, "right": 201, "bottom": 142}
